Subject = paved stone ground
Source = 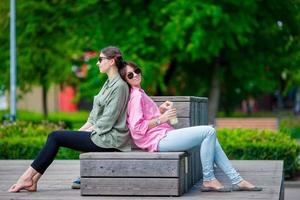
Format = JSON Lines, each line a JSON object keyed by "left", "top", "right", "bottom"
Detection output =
{"left": 285, "top": 139, "right": 300, "bottom": 200}
{"left": 285, "top": 187, "right": 300, "bottom": 200}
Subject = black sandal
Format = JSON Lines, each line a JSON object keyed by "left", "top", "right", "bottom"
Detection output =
{"left": 232, "top": 184, "right": 263, "bottom": 191}
{"left": 201, "top": 186, "right": 231, "bottom": 192}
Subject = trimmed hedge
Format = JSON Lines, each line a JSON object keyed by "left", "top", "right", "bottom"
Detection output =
{"left": 217, "top": 128, "right": 300, "bottom": 178}
{"left": 0, "top": 121, "right": 79, "bottom": 159}
{"left": 1, "top": 121, "right": 299, "bottom": 178}
{"left": 0, "top": 110, "right": 88, "bottom": 129}
{"left": 0, "top": 121, "right": 62, "bottom": 138}
{"left": 0, "top": 137, "right": 79, "bottom": 159}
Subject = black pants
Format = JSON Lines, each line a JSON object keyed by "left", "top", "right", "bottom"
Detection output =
{"left": 31, "top": 130, "right": 118, "bottom": 174}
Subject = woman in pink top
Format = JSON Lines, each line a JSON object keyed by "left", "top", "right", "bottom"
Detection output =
{"left": 120, "top": 61, "right": 262, "bottom": 192}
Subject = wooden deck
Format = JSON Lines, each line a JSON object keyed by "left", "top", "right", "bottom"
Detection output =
{"left": 0, "top": 160, "right": 283, "bottom": 200}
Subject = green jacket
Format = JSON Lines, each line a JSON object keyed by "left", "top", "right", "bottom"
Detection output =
{"left": 88, "top": 74, "right": 131, "bottom": 151}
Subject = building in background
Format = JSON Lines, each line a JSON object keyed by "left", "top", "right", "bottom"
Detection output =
{"left": 0, "top": 86, "right": 7, "bottom": 110}
{"left": 13, "top": 49, "right": 97, "bottom": 113}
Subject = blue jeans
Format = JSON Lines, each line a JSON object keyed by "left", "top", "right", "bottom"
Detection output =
{"left": 158, "top": 125, "right": 243, "bottom": 184}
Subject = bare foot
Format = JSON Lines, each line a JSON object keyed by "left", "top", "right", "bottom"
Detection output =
{"left": 237, "top": 180, "right": 256, "bottom": 189}
{"left": 25, "top": 183, "right": 37, "bottom": 192}
{"left": 8, "top": 178, "right": 33, "bottom": 193}
{"left": 203, "top": 179, "right": 225, "bottom": 189}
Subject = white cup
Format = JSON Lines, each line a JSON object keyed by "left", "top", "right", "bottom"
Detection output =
{"left": 169, "top": 106, "right": 178, "bottom": 125}
{"left": 170, "top": 117, "right": 178, "bottom": 125}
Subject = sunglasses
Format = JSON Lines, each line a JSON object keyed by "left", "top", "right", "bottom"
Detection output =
{"left": 127, "top": 68, "right": 141, "bottom": 79}
{"left": 98, "top": 57, "right": 109, "bottom": 63}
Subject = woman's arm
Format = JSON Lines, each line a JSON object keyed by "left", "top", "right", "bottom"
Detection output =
{"left": 147, "top": 108, "right": 177, "bottom": 129}
{"left": 127, "top": 92, "right": 149, "bottom": 137}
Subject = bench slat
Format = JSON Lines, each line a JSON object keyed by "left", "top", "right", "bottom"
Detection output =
{"left": 80, "top": 152, "right": 186, "bottom": 159}
{"left": 81, "top": 160, "right": 180, "bottom": 177}
{"left": 151, "top": 96, "right": 207, "bottom": 102}
{"left": 81, "top": 177, "right": 182, "bottom": 196}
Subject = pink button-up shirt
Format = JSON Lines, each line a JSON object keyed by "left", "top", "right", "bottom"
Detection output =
{"left": 127, "top": 87, "right": 174, "bottom": 152}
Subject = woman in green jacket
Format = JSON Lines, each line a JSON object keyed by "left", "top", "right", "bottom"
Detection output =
{"left": 8, "top": 46, "right": 131, "bottom": 193}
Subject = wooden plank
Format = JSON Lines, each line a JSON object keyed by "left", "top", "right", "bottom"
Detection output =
{"left": 191, "top": 96, "right": 209, "bottom": 103}
{"left": 81, "top": 159, "right": 180, "bottom": 177}
{"left": 194, "top": 100, "right": 198, "bottom": 125}
{"left": 179, "top": 157, "right": 187, "bottom": 193}
{"left": 80, "top": 152, "right": 186, "bottom": 160}
{"left": 186, "top": 152, "right": 192, "bottom": 189}
{"left": 81, "top": 178, "right": 181, "bottom": 196}
{"left": 151, "top": 96, "right": 208, "bottom": 102}
{"left": 173, "top": 117, "right": 190, "bottom": 129}
{"left": 201, "top": 101, "right": 208, "bottom": 125}
{"left": 150, "top": 96, "right": 208, "bottom": 102}
{"left": 151, "top": 96, "right": 192, "bottom": 102}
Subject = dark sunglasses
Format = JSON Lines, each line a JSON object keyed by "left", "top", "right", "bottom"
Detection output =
{"left": 127, "top": 68, "right": 141, "bottom": 79}
{"left": 98, "top": 57, "right": 109, "bottom": 63}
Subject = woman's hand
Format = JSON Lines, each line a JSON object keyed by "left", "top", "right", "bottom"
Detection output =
{"left": 85, "top": 126, "right": 95, "bottom": 132}
{"left": 159, "top": 108, "right": 177, "bottom": 123}
{"left": 78, "top": 122, "right": 93, "bottom": 132}
{"left": 159, "top": 101, "right": 173, "bottom": 114}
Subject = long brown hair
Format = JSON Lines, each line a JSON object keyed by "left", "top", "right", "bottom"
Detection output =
{"left": 120, "top": 61, "right": 142, "bottom": 87}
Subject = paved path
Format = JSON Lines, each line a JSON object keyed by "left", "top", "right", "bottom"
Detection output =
{"left": 216, "top": 118, "right": 278, "bottom": 131}
{"left": 285, "top": 187, "right": 300, "bottom": 200}
{"left": 0, "top": 160, "right": 283, "bottom": 200}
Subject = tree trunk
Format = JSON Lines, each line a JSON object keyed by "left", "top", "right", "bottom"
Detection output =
{"left": 156, "top": 59, "right": 177, "bottom": 95}
{"left": 42, "top": 84, "right": 48, "bottom": 118}
{"left": 208, "top": 57, "right": 221, "bottom": 124}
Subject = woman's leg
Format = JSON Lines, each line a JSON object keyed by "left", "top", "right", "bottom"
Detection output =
{"left": 31, "top": 130, "right": 115, "bottom": 174}
{"left": 158, "top": 126, "right": 221, "bottom": 185}
{"left": 214, "top": 138, "right": 261, "bottom": 190}
{"left": 213, "top": 139, "right": 243, "bottom": 184}
{"left": 9, "top": 130, "right": 116, "bottom": 192}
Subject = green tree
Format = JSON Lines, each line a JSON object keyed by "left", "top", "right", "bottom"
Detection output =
{"left": 76, "top": 0, "right": 300, "bottom": 122}
{"left": 0, "top": 0, "right": 10, "bottom": 87}
{"left": 0, "top": 0, "right": 75, "bottom": 117}
{"left": 1, "top": 0, "right": 300, "bottom": 122}
{"left": 151, "top": 0, "right": 300, "bottom": 121}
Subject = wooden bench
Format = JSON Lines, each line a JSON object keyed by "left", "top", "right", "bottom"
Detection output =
{"left": 0, "top": 160, "right": 284, "bottom": 200}
{"left": 80, "top": 96, "right": 208, "bottom": 196}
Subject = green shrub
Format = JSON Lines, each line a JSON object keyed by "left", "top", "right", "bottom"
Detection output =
{"left": 48, "top": 111, "right": 88, "bottom": 122}
{"left": 0, "top": 121, "right": 63, "bottom": 138}
{"left": 0, "top": 110, "right": 88, "bottom": 129}
{"left": 0, "top": 137, "right": 79, "bottom": 159}
{"left": 48, "top": 111, "right": 88, "bottom": 129}
{"left": 0, "top": 121, "right": 79, "bottom": 159}
{"left": 279, "top": 117, "right": 300, "bottom": 139}
{"left": 217, "top": 128, "right": 300, "bottom": 178}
